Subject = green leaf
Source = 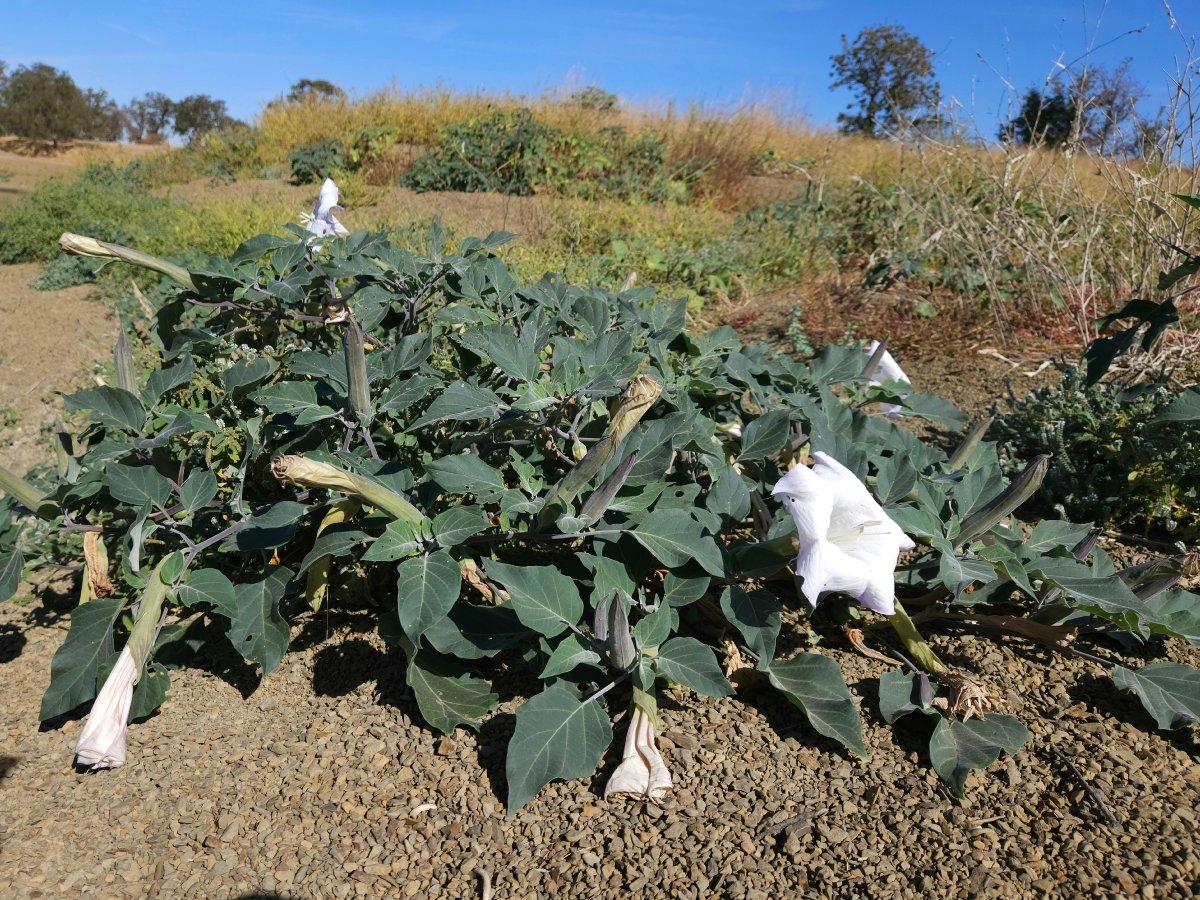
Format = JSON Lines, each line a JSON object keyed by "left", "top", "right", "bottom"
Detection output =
{"left": 1143, "top": 589, "right": 1200, "bottom": 645}
{"left": 221, "top": 356, "right": 278, "bottom": 397}
{"left": 396, "top": 550, "right": 462, "bottom": 644}
{"left": 39, "top": 596, "right": 123, "bottom": 720}
{"left": 422, "top": 603, "right": 528, "bottom": 659}
{"left": 629, "top": 508, "right": 725, "bottom": 576}
{"left": 0, "top": 546, "right": 24, "bottom": 602}
{"left": 106, "top": 463, "right": 173, "bottom": 509}
{"left": 228, "top": 501, "right": 308, "bottom": 551}
{"left": 142, "top": 354, "right": 196, "bottom": 407}
{"left": 506, "top": 681, "right": 613, "bottom": 814}
{"left": 1054, "top": 575, "right": 1148, "bottom": 636}
{"left": 406, "top": 647, "right": 498, "bottom": 734}
{"left": 129, "top": 664, "right": 171, "bottom": 720}
{"left": 63, "top": 386, "right": 147, "bottom": 432}
{"left": 361, "top": 518, "right": 428, "bottom": 562}
{"left": 486, "top": 561, "right": 584, "bottom": 638}
{"left": 425, "top": 454, "right": 506, "bottom": 500}
{"left": 132, "top": 410, "right": 219, "bottom": 451}
{"left": 430, "top": 506, "right": 489, "bottom": 547}
{"left": 767, "top": 654, "right": 868, "bottom": 757}
{"left": 298, "top": 528, "right": 370, "bottom": 573}
{"left": 1112, "top": 663, "right": 1200, "bottom": 730}
{"left": 928, "top": 715, "right": 1030, "bottom": 797}
{"left": 541, "top": 632, "right": 602, "bottom": 679}
{"left": 662, "top": 573, "right": 709, "bottom": 608}
{"left": 737, "top": 409, "right": 792, "bottom": 462}
{"left": 655, "top": 637, "right": 734, "bottom": 697}
{"left": 179, "top": 470, "right": 218, "bottom": 513}
{"left": 409, "top": 382, "right": 506, "bottom": 428}
{"left": 720, "top": 585, "right": 781, "bottom": 669}
{"left": 877, "top": 669, "right": 935, "bottom": 723}
{"left": 1155, "top": 386, "right": 1200, "bottom": 423}
{"left": 219, "top": 566, "right": 293, "bottom": 675}
{"left": 176, "top": 568, "right": 236, "bottom": 610}
{"left": 253, "top": 381, "right": 339, "bottom": 425}
{"left": 632, "top": 602, "right": 673, "bottom": 649}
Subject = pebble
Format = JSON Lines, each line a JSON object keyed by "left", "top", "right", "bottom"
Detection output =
{"left": 0, "top": 597, "right": 1197, "bottom": 899}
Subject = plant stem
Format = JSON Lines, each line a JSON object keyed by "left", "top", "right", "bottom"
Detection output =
{"left": 885, "top": 604, "right": 950, "bottom": 675}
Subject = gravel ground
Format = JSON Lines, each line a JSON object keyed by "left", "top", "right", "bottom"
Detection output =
{"left": 1, "top": 593, "right": 1197, "bottom": 900}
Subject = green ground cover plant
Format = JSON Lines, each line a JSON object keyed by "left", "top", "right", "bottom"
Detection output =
{"left": 1, "top": 185, "right": 1197, "bottom": 812}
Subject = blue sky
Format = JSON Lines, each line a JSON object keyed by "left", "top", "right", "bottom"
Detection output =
{"left": 1, "top": 1, "right": 1193, "bottom": 140}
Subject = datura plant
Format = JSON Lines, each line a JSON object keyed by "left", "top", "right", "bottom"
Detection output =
{"left": 0, "top": 182, "right": 1197, "bottom": 813}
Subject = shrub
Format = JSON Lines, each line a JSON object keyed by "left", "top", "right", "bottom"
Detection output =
{"left": 991, "top": 366, "right": 1200, "bottom": 540}
{"left": 289, "top": 137, "right": 346, "bottom": 184}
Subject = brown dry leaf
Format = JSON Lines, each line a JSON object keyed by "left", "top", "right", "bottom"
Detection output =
{"left": 842, "top": 624, "right": 903, "bottom": 665}
{"left": 943, "top": 670, "right": 1011, "bottom": 721}
{"left": 83, "top": 531, "right": 115, "bottom": 599}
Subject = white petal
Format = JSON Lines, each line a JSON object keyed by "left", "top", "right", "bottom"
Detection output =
{"left": 772, "top": 463, "right": 834, "bottom": 544}
{"left": 866, "top": 340, "right": 910, "bottom": 386}
{"left": 315, "top": 178, "right": 341, "bottom": 218}
{"left": 74, "top": 648, "right": 137, "bottom": 770}
{"left": 604, "top": 706, "right": 671, "bottom": 802}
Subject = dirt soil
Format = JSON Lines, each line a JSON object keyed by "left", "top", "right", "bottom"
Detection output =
{"left": 0, "top": 151, "right": 1198, "bottom": 899}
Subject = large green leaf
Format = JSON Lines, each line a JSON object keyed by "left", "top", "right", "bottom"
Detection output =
{"left": 421, "top": 602, "right": 529, "bottom": 659}
{"left": 1112, "top": 663, "right": 1200, "bottom": 730}
{"left": 629, "top": 508, "right": 725, "bottom": 576}
{"left": 219, "top": 566, "right": 293, "bottom": 675}
{"left": 431, "top": 506, "right": 490, "bottom": 548}
{"left": 1053, "top": 575, "right": 1148, "bottom": 636}
{"left": 0, "top": 546, "right": 23, "bottom": 603}
{"left": 362, "top": 519, "right": 429, "bottom": 562}
{"left": 737, "top": 409, "right": 792, "bottom": 462}
{"left": 409, "top": 382, "right": 506, "bottom": 428}
{"left": 486, "top": 561, "right": 584, "bottom": 638}
{"left": 106, "top": 463, "right": 173, "bottom": 509}
{"left": 767, "top": 653, "right": 868, "bottom": 757}
{"left": 654, "top": 637, "right": 733, "bottom": 697}
{"left": 1155, "top": 386, "right": 1200, "bottom": 423}
{"left": 506, "top": 681, "right": 612, "bottom": 814}
{"left": 39, "top": 596, "right": 123, "bottom": 720}
{"left": 253, "top": 381, "right": 339, "bottom": 425}
{"left": 176, "top": 567, "right": 236, "bottom": 610}
{"left": 63, "top": 386, "right": 147, "bottom": 432}
{"left": 425, "top": 455, "right": 506, "bottom": 501}
{"left": 227, "top": 501, "right": 308, "bottom": 551}
{"left": 297, "top": 528, "right": 370, "bottom": 573}
{"left": 396, "top": 550, "right": 462, "bottom": 644}
{"left": 406, "top": 646, "right": 498, "bottom": 734}
{"left": 928, "top": 715, "right": 1030, "bottom": 797}
{"left": 877, "top": 668, "right": 935, "bottom": 723}
{"left": 719, "top": 585, "right": 781, "bottom": 669}
{"left": 540, "top": 632, "right": 602, "bottom": 679}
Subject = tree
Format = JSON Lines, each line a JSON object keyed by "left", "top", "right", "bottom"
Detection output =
{"left": 999, "top": 87, "right": 1077, "bottom": 148}
{"left": 286, "top": 78, "right": 345, "bottom": 103}
{"left": 171, "top": 94, "right": 237, "bottom": 142}
{"left": 0, "top": 63, "right": 91, "bottom": 146}
{"left": 84, "top": 89, "right": 125, "bottom": 142}
{"left": 1001, "top": 60, "right": 1151, "bottom": 157}
{"left": 123, "top": 92, "right": 175, "bottom": 142}
{"left": 1072, "top": 59, "right": 1147, "bottom": 157}
{"left": 829, "top": 25, "right": 940, "bottom": 136}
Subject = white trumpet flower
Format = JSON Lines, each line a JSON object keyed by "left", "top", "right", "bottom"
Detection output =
{"left": 772, "top": 451, "right": 915, "bottom": 616}
{"left": 865, "top": 340, "right": 911, "bottom": 420}
{"left": 604, "top": 704, "right": 672, "bottom": 802}
{"left": 303, "top": 177, "right": 349, "bottom": 238}
{"left": 74, "top": 647, "right": 138, "bottom": 769}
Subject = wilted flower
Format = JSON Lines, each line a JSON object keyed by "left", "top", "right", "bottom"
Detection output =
{"left": 604, "top": 704, "right": 671, "bottom": 802}
{"left": 772, "top": 451, "right": 915, "bottom": 616}
{"left": 74, "top": 646, "right": 137, "bottom": 769}
{"left": 865, "top": 339, "right": 910, "bottom": 420}
{"left": 303, "top": 178, "right": 349, "bottom": 238}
